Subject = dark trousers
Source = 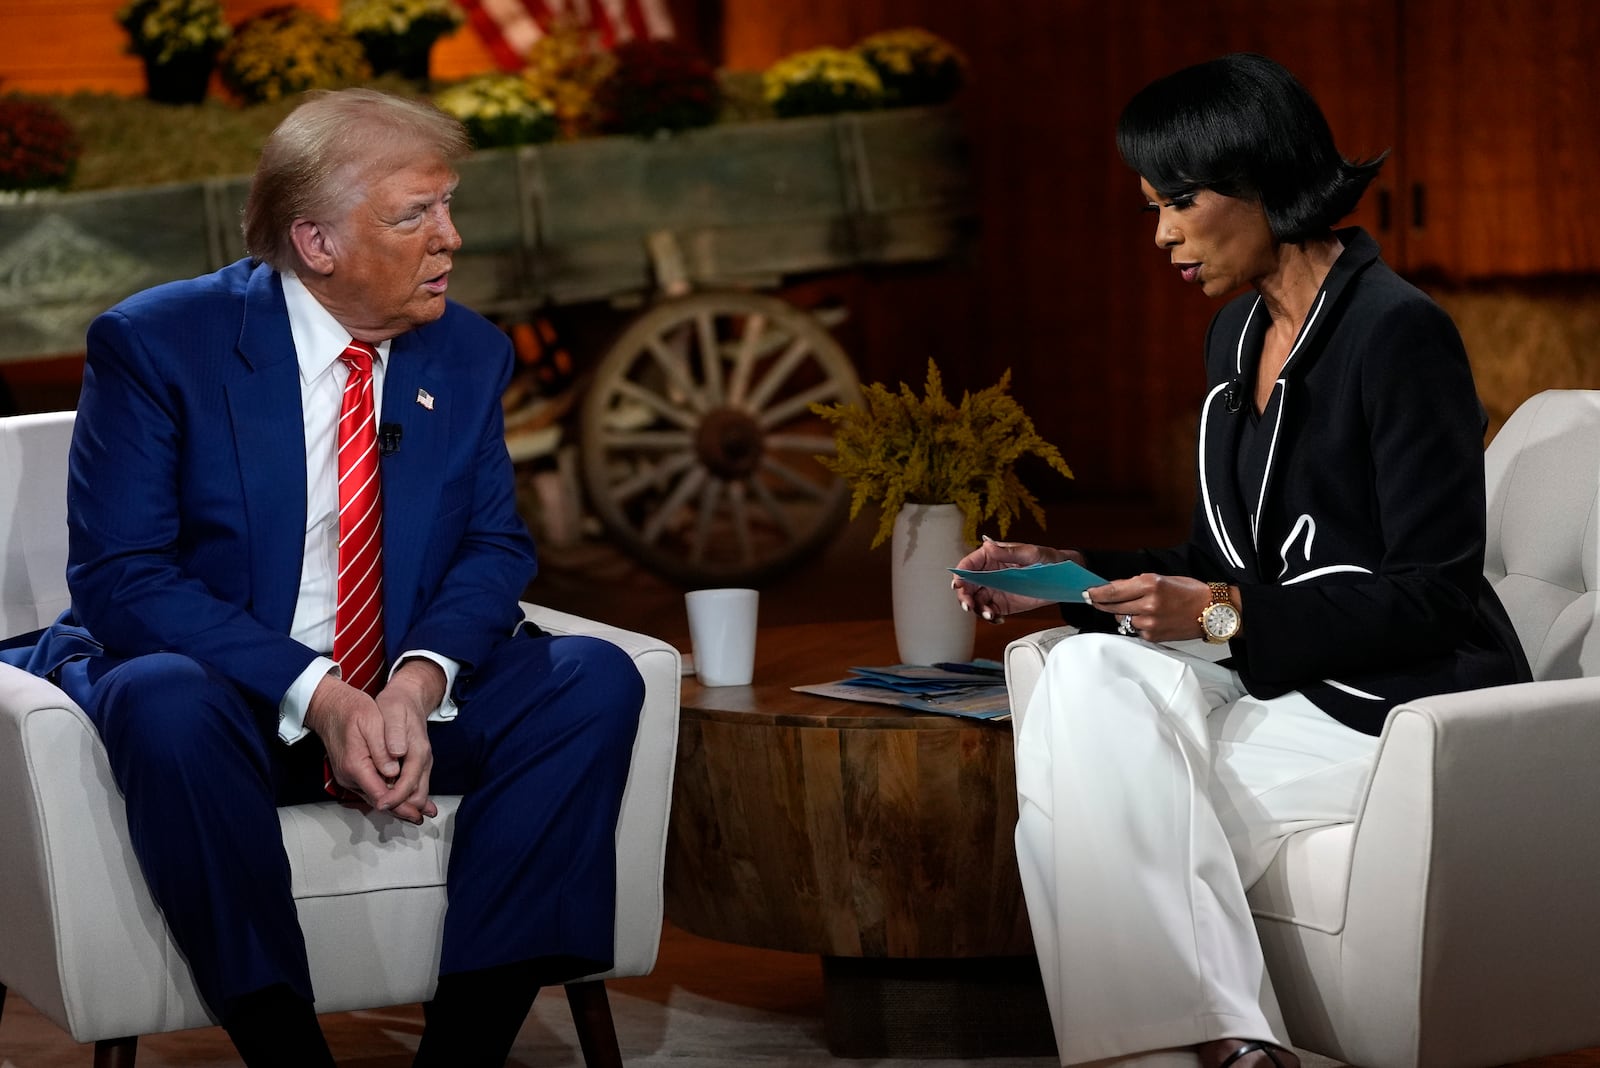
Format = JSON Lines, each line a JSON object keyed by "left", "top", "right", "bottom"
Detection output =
{"left": 66, "top": 631, "right": 644, "bottom": 1016}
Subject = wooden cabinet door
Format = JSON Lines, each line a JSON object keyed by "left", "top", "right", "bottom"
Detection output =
{"left": 1399, "top": 0, "right": 1600, "bottom": 277}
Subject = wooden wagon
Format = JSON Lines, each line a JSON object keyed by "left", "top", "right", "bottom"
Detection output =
{"left": 0, "top": 105, "right": 975, "bottom": 583}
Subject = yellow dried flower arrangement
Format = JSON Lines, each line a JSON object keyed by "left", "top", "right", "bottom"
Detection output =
{"left": 812, "top": 359, "right": 1072, "bottom": 549}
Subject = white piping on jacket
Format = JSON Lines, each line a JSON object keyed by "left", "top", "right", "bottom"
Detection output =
{"left": 1282, "top": 563, "right": 1374, "bottom": 585}
{"left": 1253, "top": 388, "right": 1287, "bottom": 546}
{"left": 1325, "top": 679, "right": 1384, "bottom": 701}
{"left": 1278, "top": 513, "right": 1317, "bottom": 578}
{"left": 1200, "top": 297, "right": 1266, "bottom": 570}
{"left": 1232, "top": 296, "right": 1261, "bottom": 376}
{"left": 1199, "top": 378, "right": 1246, "bottom": 569}
{"left": 1251, "top": 291, "right": 1327, "bottom": 551}
{"left": 1280, "top": 291, "right": 1327, "bottom": 375}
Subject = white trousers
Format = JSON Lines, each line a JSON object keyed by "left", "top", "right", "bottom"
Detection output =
{"left": 1014, "top": 634, "right": 1381, "bottom": 1067}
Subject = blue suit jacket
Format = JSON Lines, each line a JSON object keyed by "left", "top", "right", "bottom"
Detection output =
{"left": 11, "top": 258, "right": 536, "bottom": 710}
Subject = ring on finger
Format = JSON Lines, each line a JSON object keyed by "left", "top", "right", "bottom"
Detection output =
{"left": 1117, "top": 614, "right": 1136, "bottom": 636}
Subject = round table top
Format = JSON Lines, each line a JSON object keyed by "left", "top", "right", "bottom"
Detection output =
{"left": 679, "top": 615, "right": 1053, "bottom": 729}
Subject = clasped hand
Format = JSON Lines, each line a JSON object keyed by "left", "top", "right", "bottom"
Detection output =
{"left": 306, "top": 660, "right": 444, "bottom": 824}
{"left": 951, "top": 537, "right": 1212, "bottom": 640}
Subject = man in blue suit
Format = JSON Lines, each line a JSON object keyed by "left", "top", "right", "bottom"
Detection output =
{"left": 5, "top": 89, "right": 644, "bottom": 1065}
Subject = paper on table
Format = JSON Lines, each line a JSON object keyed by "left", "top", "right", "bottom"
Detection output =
{"left": 792, "top": 659, "right": 1014, "bottom": 721}
{"left": 792, "top": 680, "right": 1012, "bottom": 721}
{"left": 949, "top": 559, "right": 1110, "bottom": 603}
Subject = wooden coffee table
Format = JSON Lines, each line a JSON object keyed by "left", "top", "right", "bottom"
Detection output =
{"left": 664, "top": 617, "right": 1057, "bottom": 1058}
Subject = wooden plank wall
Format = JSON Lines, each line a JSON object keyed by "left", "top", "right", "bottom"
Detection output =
{"left": 717, "top": 0, "right": 1403, "bottom": 513}
{"left": 719, "top": 0, "right": 1208, "bottom": 510}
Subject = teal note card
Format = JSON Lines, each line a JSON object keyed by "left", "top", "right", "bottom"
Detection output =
{"left": 949, "top": 559, "right": 1109, "bottom": 603}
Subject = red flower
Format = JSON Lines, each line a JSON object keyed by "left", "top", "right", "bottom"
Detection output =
{"left": 0, "top": 98, "right": 82, "bottom": 191}
{"left": 596, "top": 39, "right": 720, "bottom": 137}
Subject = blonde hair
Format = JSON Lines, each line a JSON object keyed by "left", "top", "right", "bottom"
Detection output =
{"left": 243, "top": 89, "right": 469, "bottom": 271}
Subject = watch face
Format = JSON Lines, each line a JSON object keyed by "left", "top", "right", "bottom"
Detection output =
{"left": 1202, "top": 603, "right": 1240, "bottom": 639}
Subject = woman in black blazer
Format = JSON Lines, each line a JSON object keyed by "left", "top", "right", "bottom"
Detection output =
{"left": 952, "top": 54, "right": 1528, "bottom": 1068}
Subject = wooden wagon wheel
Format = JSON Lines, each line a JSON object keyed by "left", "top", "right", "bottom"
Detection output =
{"left": 580, "top": 291, "right": 861, "bottom": 586}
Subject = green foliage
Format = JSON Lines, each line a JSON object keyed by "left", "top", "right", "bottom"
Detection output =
{"left": 812, "top": 360, "right": 1073, "bottom": 549}
{"left": 714, "top": 69, "right": 774, "bottom": 124}
{"left": 219, "top": 6, "right": 371, "bottom": 105}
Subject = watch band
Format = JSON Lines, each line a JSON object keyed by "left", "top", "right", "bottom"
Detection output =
{"left": 1199, "top": 581, "right": 1240, "bottom": 643}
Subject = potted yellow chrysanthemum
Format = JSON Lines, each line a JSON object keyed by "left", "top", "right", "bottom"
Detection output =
{"left": 762, "top": 47, "right": 884, "bottom": 118}
{"left": 114, "top": 0, "right": 230, "bottom": 105}
{"left": 854, "top": 27, "right": 968, "bottom": 107}
{"left": 340, "top": 0, "right": 465, "bottom": 81}
{"left": 812, "top": 359, "right": 1072, "bottom": 663}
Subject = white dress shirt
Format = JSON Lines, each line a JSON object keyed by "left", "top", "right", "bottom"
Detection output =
{"left": 276, "top": 272, "right": 460, "bottom": 744}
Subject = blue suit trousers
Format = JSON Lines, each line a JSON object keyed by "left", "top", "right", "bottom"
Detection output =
{"left": 67, "top": 630, "right": 644, "bottom": 1016}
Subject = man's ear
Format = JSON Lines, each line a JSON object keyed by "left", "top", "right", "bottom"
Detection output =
{"left": 290, "top": 218, "right": 337, "bottom": 277}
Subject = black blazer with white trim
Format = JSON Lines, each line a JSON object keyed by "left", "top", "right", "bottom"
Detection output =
{"left": 1077, "top": 228, "right": 1530, "bottom": 735}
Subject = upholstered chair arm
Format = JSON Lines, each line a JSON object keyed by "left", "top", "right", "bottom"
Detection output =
{"left": 0, "top": 662, "right": 183, "bottom": 1039}
{"left": 1002, "top": 626, "right": 1078, "bottom": 731}
{"left": 519, "top": 603, "right": 681, "bottom": 980}
{"left": 1303, "top": 675, "right": 1600, "bottom": 1068}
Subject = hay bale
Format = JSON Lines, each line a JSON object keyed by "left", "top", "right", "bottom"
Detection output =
{"left": 1427, "top": 278, "right": 1600, "bottom": 441}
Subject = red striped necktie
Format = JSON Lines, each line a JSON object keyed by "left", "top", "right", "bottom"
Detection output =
{"left": 334, "top": 340, "right": 386, "bottom": 696}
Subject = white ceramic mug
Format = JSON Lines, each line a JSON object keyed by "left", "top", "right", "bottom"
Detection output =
{"left": 684, "top": 588, "right": 759, "bottom": 686}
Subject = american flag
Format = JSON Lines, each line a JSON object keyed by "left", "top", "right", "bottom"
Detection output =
{"left": 460, "top": 0, "right": 676, "bottom": 71}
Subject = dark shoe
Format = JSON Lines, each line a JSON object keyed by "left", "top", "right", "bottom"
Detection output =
{"left": 222, "top": 984, "right": 336, "bottom": 1068}
{"left": 414, "top": 956, "right": 607, "bottom": 1068}
{"left": 1218, "top": 1041, "right": 1290, "bottom": 1068}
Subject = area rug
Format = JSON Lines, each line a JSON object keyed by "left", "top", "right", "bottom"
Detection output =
{"left": 1, "top": 923, "right": 1342, "bottom": 1068}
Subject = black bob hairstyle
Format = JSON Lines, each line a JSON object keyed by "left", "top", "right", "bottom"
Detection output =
{"left": 1116, "top": 53, "right": 1386, "bottom": 243}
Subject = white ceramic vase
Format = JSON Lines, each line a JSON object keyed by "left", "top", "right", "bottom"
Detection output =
{"left": 890, "top": 502, "right": 976, "bottom": 665}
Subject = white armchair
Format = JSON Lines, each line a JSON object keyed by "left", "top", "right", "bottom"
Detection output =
{"left": 1003, "top": 390, "right": 1600, "bottom": 1068}
{"left": 0, "top": 410, "right": 682, "bottom": 1067}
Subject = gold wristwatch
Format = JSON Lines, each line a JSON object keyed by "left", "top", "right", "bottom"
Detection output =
{"left": 1198, "top": 582, "right": 1241, "bottom": 644}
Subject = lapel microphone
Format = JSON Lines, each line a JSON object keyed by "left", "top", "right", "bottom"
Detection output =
{"left": 379, "top": 423, "right": 403, "bottom": 456}
{"left": 1223, "top": 379, "right": 1244, "bottom": 414}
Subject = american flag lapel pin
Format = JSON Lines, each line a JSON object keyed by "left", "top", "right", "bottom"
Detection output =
{"left": 416, "top": 388, "right": 435, "bottom": 411}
